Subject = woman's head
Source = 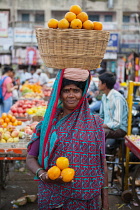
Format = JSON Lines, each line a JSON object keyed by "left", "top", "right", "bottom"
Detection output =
{"left": 60, "top": 68, "right": 89, "bottom": 111}
{"left": 2, "top": 66, "right": 14, "bottom": 77}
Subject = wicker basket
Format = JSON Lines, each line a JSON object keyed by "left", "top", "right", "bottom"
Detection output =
{"left": 36, "top": 28, "right": 110, "bottom": 70}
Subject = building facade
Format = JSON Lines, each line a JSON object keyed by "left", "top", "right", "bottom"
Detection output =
{"left": 0, "top": 0, "right": 140, "bottom": 78}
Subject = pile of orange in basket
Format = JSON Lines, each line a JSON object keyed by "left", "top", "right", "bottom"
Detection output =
{"left": 48, "top": 5, "right": 103, "bottom": 30}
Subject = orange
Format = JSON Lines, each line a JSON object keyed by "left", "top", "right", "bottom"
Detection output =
{"left": 61, "top": 168, "right": 75, "bottom": 182}
{"left": 56, "top": 157, "right": 69, "bottom": 170}
{"left": 70, "top": 19, "right": 82, "bottom": 29}
{"left": 17, "top": 121, "right": 22, "bottom": 125}
{"left": 48, "top": 166, "right": 61, "bottom": 180}
{"left": 11, "top": 116, "right": 16, "bottom": 123}
{"left": 0, "top": 118, "right": 4, "bottom": 124}
{"left": 65, "top": 12, "right": 76, "bottom": 22}
{"left": 83, "top": 20, "right": 94, "bottom": 30}
{"left": 7, "top": 114, "right": 13, "bottom": 120}
{"left": 13, "top": 120, "right": 19, "bottom": 126}
{"left": 48, "top": 19, "right": 58, "bottom": 29}
{"left": 77, "top": 12, "right": 88, "bottom": 23}
{"left": 2, "top": 113, "right": 7, "bottom": 119}
{"left": 5, "top": 117, "right": 10, "bottom": 124}
{"left": 8, "top": 122, "right": 13, "bottom": 126}
{"left": 58, "top": 19, "right": 69, "bottom": 29}
{"left": 2, "top": 123, "right": 7, "bottom": 128}
{"left": 93, "top": 21, "right": 103, "bottom": 30}
{"left": 70, "top": 5, "right": 82, "bottom": 15}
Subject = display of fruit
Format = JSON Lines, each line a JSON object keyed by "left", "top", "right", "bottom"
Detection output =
{"left": 20, "top": 83, "right": 42, "bottom": 94}
{"left": 21, "top": 92, "right": 44, "bottom": 99}
{"left": 0, "top": 125, "right": 25, "bottom": 143}
{"left": 0, "top": 113, "right": 22, "bottom": 127}
{"left": 48, "top": 5, "right": 103, "bottom": 30}
{"left": 10, "top": 100, "right": 47, "bottom": 118}
{"left": 26, "top": 106, "right": 46, "bottom": 116}
{"left": 43, "top": 87, "right": 52, "bottom": 97}
{"left": 47, "top": 157, "right": 75, "bottom": 182}
{"left": 20, "top": 121, "right": 38, "bottom": 135}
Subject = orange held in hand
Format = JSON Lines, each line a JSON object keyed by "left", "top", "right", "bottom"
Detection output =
{"left": 61, "top": 168, "right": 75, "bottom": 182}
{"left": 58, "top": 19, "right": 69, "bottom": 29}
{"left": 56, "top": 157, "right": 69, "bottom": 170}
{"left": 70, "top": 5, "right": 82, "bottom": 15}
{"left": 48, "top": 166, "right": 61, "bottom": 180}
{"left": 48, "top": 19, "right": 58, "bottom": 29}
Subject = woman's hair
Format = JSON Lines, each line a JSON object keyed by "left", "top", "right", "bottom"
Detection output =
{"left": 61, "top": 78, "right": 87, "bottom": 92}
{"left": 99, "top": 72, "right": 116, "bottom": 89}
{"left": 2, "top": 66, "right": 14, "bottom": 75}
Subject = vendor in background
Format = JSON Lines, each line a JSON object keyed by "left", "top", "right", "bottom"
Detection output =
{"left": 28, "top": 68, "right": 39, "bottom": 83}
{"left": 98, "top": 72, "right": 128, "bottom": 154}
{"left": 0, "top": 66, "right": 18, "bottom": 116}
{"left": 20, "top": 68, "right": 32, "bottom": 84}
{"left": 36, "top": 69, "right": 49, "bottom": 86}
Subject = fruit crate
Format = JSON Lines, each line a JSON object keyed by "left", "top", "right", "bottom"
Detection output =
{"left": 125, "top": 135, "right": 140, "bottom": 159}
{"left": 36, "top": 28, "right": 110, "bottom": 70}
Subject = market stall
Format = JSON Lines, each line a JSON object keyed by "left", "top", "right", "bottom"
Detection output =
{"left": 125, "top": 135, "right": 140, "bottom": 204}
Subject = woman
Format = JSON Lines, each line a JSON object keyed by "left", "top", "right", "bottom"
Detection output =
{"left": 26, "top": 68, "right": 109, "bottom": 210}
{"left": 0, "top": 66, "right": 17, "bottom": 116}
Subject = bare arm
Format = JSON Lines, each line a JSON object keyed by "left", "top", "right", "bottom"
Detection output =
{"left": 26, "top": 154, "right": 46, "bottom": 180}
{"left": 101, "top": 158, "right": 109, "bottom": 210}
{"left": 26, "top": 154, "right": 66, "bottom": 183}
{"left": 6, "top": 83, "right": 18, "bottom": 93}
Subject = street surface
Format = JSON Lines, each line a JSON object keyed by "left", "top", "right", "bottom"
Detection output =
{"left": 0, "top": 162, "right": 139, "bottom": 210}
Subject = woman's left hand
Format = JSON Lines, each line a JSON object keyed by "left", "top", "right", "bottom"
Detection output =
{"left": 40, "top": 172, "right": 73, "bottom": 184}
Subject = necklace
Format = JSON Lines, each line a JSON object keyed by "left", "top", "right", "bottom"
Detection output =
{"left": 59, "top": 111, "right": 64, "bottom": 120}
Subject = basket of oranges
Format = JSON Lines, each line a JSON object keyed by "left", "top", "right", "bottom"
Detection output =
{"left": 36, "top": 5, "right": 110, "bottom": 70}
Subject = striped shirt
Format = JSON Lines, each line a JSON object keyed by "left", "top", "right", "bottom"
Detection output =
{"left": 99, "top": 89, "right": 128, "bottom": 132}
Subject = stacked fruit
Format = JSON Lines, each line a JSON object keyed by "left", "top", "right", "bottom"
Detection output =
{"left": 10, "top": 100, "right": 47, "bottom": 118}
{"left": 48, "top": 157, "right": 75, "bottom": 182}
{"left": 0, "top": 113, "right": 22, "bottom": 128}
{"left": 0, "top": 126, "right": 24, "bottom": 143}
{"left": 20, "top": 83, "right": 42, "bottom": 94}
{"left": 26, "top": 106, "right": 46, "bottom": 116}
{"left": 20, "top": 121, "right": 38, "bottom": 135}
{"left": 48, "top": 5, "right": 103, "bottom": 30}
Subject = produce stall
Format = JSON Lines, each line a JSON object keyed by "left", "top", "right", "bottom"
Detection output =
{"left": 125, "top": 135, "right": 140, "bottom": 204}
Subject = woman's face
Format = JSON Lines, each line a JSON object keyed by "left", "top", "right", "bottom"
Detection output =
{"left": 61, "top": 84, "right": 83, "bottom": 110}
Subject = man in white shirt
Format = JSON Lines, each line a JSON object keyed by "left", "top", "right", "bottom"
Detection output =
{"left": 20, "top": 69, "right": 32, "bottom": 84}
{"left": 29, "top": 69, "right": 39, "bottom": 83}
{"left": 36, "top": 69, "right": 49, "bottom": 86}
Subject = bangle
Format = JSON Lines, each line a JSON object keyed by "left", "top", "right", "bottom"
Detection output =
{"left": 36, "top": 168, "right": 44, "bottom": 177}
{"left": 39, "top": 172, "right": 46, "bottom": 181}
{"left": 102, "top": 186, "right": 109, "bottom": 189}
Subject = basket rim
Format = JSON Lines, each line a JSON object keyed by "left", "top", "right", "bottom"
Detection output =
{"left": 35, "top": 28, "right": 110, "bottom": 35}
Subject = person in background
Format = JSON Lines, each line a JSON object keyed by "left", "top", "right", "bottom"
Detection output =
{"left": 28, "top": 68, "right": 39, "bottom": 83}
{"left": 20, "top": 68, "right": 32, "bottom": 84}
{"left": 10, "top": 71, "right": 20, "bottom": 104}
{"left": 26, "top": 68, "right": 109, "bottom": 210}
{"left": 36, "top": 69, "right": 49, "bottom": 86}
{"left": 0, "top": 66, "right": 18, "bottom": 115}
{"left": 98, "top": 72, "right": 128, "bottom": 154}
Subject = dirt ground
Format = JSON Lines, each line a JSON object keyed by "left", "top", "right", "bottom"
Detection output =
{"left": 0, "top": 161, "right": 139, "bottom": 210}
